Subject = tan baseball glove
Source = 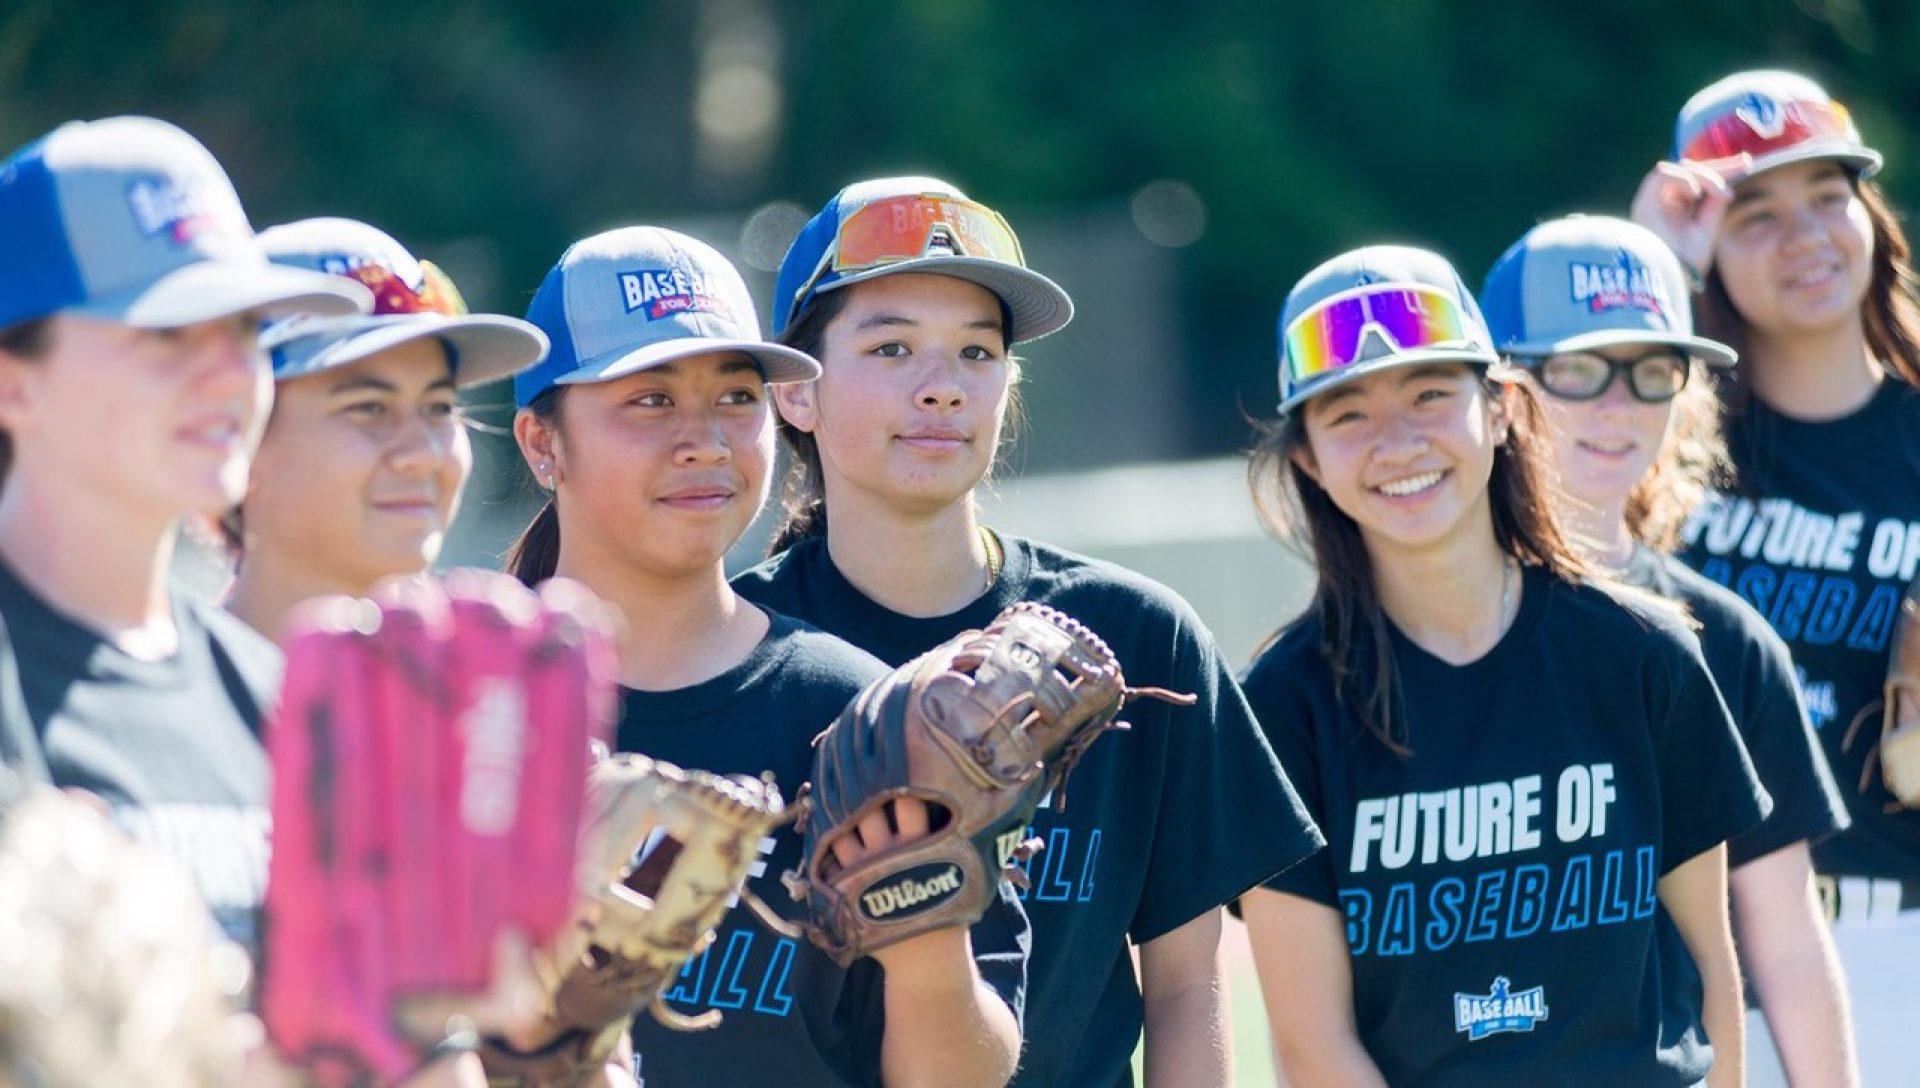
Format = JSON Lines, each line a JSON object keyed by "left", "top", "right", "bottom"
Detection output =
{"left": 478, "top": 751, "right": 793, "bottom": 1087}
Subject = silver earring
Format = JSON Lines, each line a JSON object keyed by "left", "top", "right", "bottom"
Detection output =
{"left": 538, "top": 462, "right": 553, "bottom": 489}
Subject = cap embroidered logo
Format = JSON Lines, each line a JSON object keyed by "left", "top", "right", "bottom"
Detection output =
{"left": 125, "top": 175, "right": 221, "bottom": 244}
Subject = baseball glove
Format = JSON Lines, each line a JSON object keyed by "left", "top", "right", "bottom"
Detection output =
{"left": 0, "top": 786, "right": 251, "bottom": 1088}
{"left": 1845, "top": 574, "right": 1920, "bottom": 810}
{"left": 784, "top": 601, "right": 1195, "bottom": 966}
{"left": 477, "top": 752, "right": 793, "bottom": 1087}
{"left": 260, "top": 570, "right": 620, "bottom": 1088}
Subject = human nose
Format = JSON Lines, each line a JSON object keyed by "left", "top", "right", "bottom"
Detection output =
{"left": 385, "top": 408, "right": 452, "bottom": 476}
{"left": 1371, "top": 410, "right": 1429, "bottom": 463}
{"left": 916, "top": 356, "right": 967, "bottom": 412}
{"left": 673, "top": 405, "right": 732, "bottom": 465}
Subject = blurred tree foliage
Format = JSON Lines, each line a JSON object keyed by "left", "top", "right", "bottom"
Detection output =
{"left": 4, "top": 0, "right": 1915, "bottom": 456}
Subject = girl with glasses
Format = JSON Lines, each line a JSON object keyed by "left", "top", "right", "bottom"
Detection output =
{"left": 501, "top": 226, "right": 1027, "bottom": 1086}
{"left": 1632, "top": 68, "right": 1920, "bottom": 1084}
{"left": 734, "top": 176, "right": 1323, "bottom": 1086}
{"left": 1239, "top": 244, "right": 1765, "bottom": 1086}
{"left": 1484, "top": 213, "right": 1857, "bottom": 1086}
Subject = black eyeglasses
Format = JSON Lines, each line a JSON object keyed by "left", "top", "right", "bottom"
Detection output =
{"left": 1514, "top": 349, "right": 1691, "bottom": 403}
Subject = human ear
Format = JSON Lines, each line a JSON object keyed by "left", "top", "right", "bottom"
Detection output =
{"left": 772, "top": 381, "right": 819, "bottom": 433}
{"left": 1288, "top": 445, "right": 1321, "bottom": 486}
{"left": 513, "top": 408, "right": 563, "bottom": 488}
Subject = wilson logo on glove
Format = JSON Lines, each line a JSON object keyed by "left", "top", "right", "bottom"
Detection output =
{"left": 860, "top": 863, "right": 965, "bottom": 921}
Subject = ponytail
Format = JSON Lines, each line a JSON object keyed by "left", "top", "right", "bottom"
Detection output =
{"left": 506, "top": 499, "right": 561, "bottom": 586}
{"left": 506, "top": 386, "right": 566, "bottom": 586}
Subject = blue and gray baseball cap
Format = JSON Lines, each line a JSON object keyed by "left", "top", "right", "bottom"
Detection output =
{"left": 257, "top": 218, "right": 548, "bottom": 388}
{"left": 772, "top": 176, "right": 1073, "bottom": 343}
{"left": 0, "top": 117, "right": 369, "bottom": 330}
{"left": 1481, "top": 215, "right": 1736, "bottom": 367}
{"left": 1276, "top": 245, "right": 1499, "bottom": 416}
{"left": 515, "top": 226, "right": 820, "bottom": 409}
{"left": 1674, "top": 70, "right": 1880, "bottom": 179}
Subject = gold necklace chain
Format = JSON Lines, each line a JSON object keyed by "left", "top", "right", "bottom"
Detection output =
{"left": 980, "top": 526, "right": 1004, "bottom": 590}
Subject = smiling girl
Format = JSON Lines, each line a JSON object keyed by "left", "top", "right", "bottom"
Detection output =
{"left": 1632, "top": 69, "right": 1920, "bottom": 1083}
{"left": 0, "top": 117, "right": 367, "bottom": 947}
{"left": 1483, "top": 213, "right": 1856, "bottom": 1085}
{"left": 1238, "top": 245, "right": 1766, "bottom": 1086}
{"left": 502, "top": 226, "right": 1027, "bottom": 1087}
{"left": 224, "top": 217, "right": 549, "bottom": 639}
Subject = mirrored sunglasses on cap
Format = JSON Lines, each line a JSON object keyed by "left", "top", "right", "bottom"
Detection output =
{"left": 1681, "top": 96, "right": 1861, "bottom": 164}
{"left": 1514, "top": 349, "right": 1690, "bottom": 403}
{"left": 1283, "top": 283, "right": 1482, "bottom": 386}
{"left": 259, "top": 258, "right": 468, "bottom": 352}
{"left": 790, "top": 193, "right": 1025, "bottom": 322}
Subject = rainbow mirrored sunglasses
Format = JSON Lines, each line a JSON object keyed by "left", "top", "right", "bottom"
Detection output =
{"left": 1681, "top": 96, "right": 1860, "bottom": 164}
{"left": 1283, "top": 283, "right": 1482, "bottom": 388}
{"left": 258, "top": 259, "right": 468, "bottom": 357}
{"left": 335, "top": 258, "right": 469, "bottom": 318}
{"left": 787, "top": 193, "right": 1025, "bottom": 326}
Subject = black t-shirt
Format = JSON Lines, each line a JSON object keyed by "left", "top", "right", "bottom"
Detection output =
{"left": 619, "top": 609, "right": 1028, "bottom": 1087}
{"left": 735, "top": 534, "right": 1324, "bottom": 1088}
{"left": 0, "top": 552, "right": 278, "bottom": 952}
{"left": 1625, "top": 545, "right": 1849, "bottom": 866}
{"left": 1244, "top": 568, "right": 1769, "bottom": 1088}
{"left": 1679, "top": 379, "right": 1920, "bottom": 879}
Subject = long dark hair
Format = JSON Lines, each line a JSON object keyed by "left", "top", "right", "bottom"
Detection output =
{"left": 1248, "top": 373, "right": 1588, "bottom": 754}
{"left": 765, "top": 283, "right": 1022, "bottom": 557}
{"left": 1699, "top": 176, "right": 1920, "bottom": 482}
{"left": 505, "top": 386, "right": 566, "bottom": 586}
{"left": 0, "top": 318, "right": 53, "bottom": 491}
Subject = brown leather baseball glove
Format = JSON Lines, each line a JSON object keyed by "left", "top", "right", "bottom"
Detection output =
{"left": 783, "top": 602, "right": 1194, "bottom": 966}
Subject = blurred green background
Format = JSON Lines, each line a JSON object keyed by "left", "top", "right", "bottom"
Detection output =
{"left": 10, "top": 0, "right": 1916, "bottom": 467}
{"left": 28, "top": 5, "right": 1908, "bottom": 1078}
{"left": 19, "top": 0, "right": 1920, "bottom": 612}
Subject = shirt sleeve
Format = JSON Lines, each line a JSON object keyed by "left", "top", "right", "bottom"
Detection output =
{"left": 968, "top": 883, "right": 1030, "bottom": 1024}
{"left": 1129, "top": 610, "right": 1326, "bottom": 942}
{"left": 1650, "top": 627, "right": 1773, "bottom": 873}
{"left": 1724, "top": 624, "right": 1851, "bottom": 866}
{"left": 1240, "top": 647, "right": 1342, "bottom": 908}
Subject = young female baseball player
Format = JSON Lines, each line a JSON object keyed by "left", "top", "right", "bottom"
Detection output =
{"left": 1630, "top": 69, "right": 1920, "bottom": 1083}
{"left": 0, "top": 117, "right": 367, "bottom": 948}
{"left": 504, "top": 225, "right": 1027, "bottom": 1087}
{"left": 1238, "top": 244, "right": 1767, "bottom": 1086}
{"left": 732, "top": 176, "right": 1324, "bottom": 1087}
{"left": 1483, "top": 213, "right": 1858, "bottom": 1085}
{"left": 223, "top": 217, "right": 549, "bottom": 639}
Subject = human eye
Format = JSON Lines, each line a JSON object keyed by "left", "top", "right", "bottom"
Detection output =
{"left": 719, "top": 385, "right": 764, "bottom": 406}
{"left": 960, "top": 342, "right": 1004, "bottom": 362}
{"left": 422, "top": 397, "right": 459, "bottom": 419}
{"left": 341, "top": 399, "right": 388, "bottom": 419}
{"left": 870, "top": 341, "right": 910, "bottom": 359}
{"left": 627, "top": 390, "right": 671, "bottom": 408}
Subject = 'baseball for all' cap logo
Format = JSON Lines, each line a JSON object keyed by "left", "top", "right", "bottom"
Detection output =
{"left": 618, "top": 267, "right": 734, "bottom": 321}
{"left": 1568, "top": 258, "right": 1668, "bottom": 318}
{"left": 125, "top": 174, "right": 223, "bottom": 244}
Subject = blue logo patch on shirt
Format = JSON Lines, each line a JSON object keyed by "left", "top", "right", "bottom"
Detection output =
{"left": 1453, "top": 976, "right": 1549, "bottom": 1039}
{"left": 1568, "top": 258, "right": 1668, "bottom": 318}
{"left": 618, "top": 268, "right": 732, "bottom": 321}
